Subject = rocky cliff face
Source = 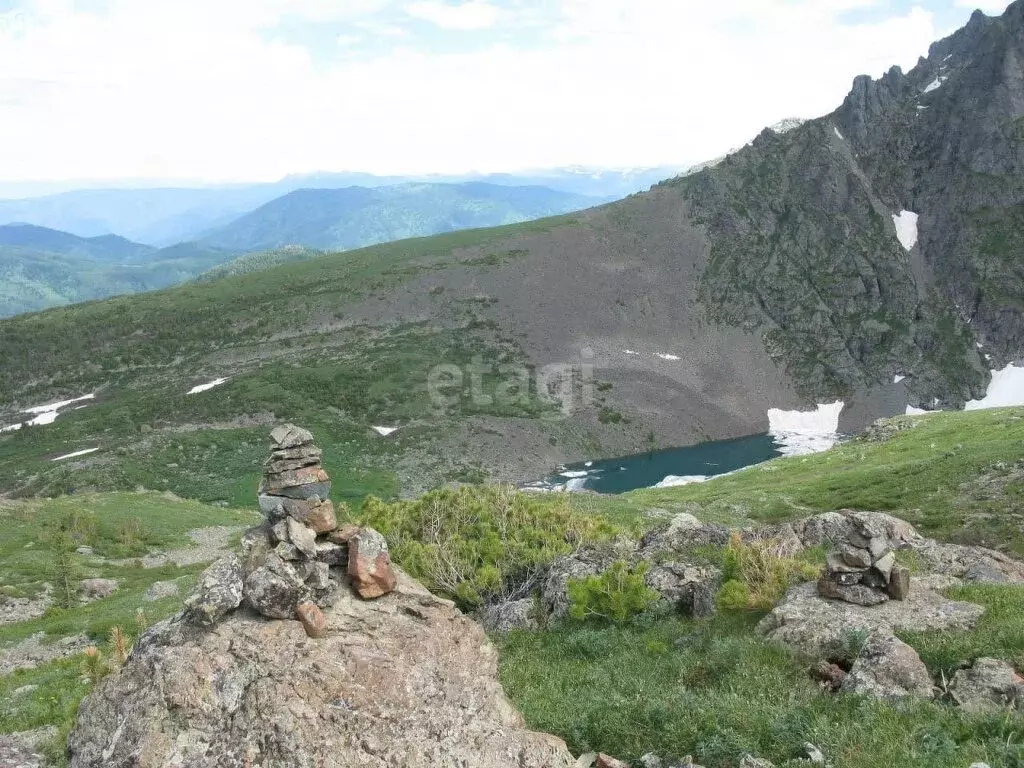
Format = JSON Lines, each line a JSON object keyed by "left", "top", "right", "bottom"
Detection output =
{"left": 672, "top": 2, "right": 1024, "bottom": 410}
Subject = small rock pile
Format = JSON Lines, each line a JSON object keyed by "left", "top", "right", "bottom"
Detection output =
{"left": 818, "top": 514, "right": 910, "bottom": 606}
{"left": 186, "top": 424, "right": 397, "bottom": 638}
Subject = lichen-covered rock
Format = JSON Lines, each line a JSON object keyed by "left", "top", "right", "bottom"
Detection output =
{"left": 67, "top": 569, "right": 575, "bottom": 768}
{"left": 240, "top": 523, "right": 273, "bottom": 573}
{"left": 315, "top": 540, "right": 347, "bottom": 567}
{"left": 285, "top": 516, "right": 317, "bottom": 559}
{"left": 912, "top": 540, "right": 1024, "bottom": 583}
{"left": 949, "top": 658, "right": 1024, "bottom": 712}
{"left": 644, "top": 563, "right": 722, "bottom": 618}
{"left": 639, "top": 514, "right": 731, "bottom": 555}
{"left": 347, "top": 528, "right": 398, "bottom": 599}
{"left": 183, "top": 555, "right": 244, "bottom": 627}
{"left": 478, "top": 598, "right": 539, "bottom": 634}
{"left": 244, "top": 554, "right": 308, "bottom": 619}
{"left": 792, "top": 511, "right": 922, "bottom": 549}
{"left": 263, "top": 480, "right": 332, "bottom": 501}
{"left": 269, "top": 423, "right": 314, "bottom": 449}
{"left": 818, "top": 577, "right": 890, "bottom": 607}
{"left": 841, "top": 632, "right": 934, "bottom": 699}
{"left": 758, "top": 580, "right": 984, "bottom": 657}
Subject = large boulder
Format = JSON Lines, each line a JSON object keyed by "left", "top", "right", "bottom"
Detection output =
{"left": 183, "top": 555, "right": 244, "bottom": 627}
{"left": 68, "top": 569, "right": 576, "bottom": 768}
{"left": 840, "top": 632, "right": 934, "bottom": 700}
{"left": 792, "top": 511, "right": 922, "bottom": 550}
{"left": 911, "top": 541, "right": 1024, "bottom": 584}
{"left": 639, "top": 513, "right": 732, "bottom": 556}
{"left": 949, "top": 658, "right": 1024, "bottom": 712}
{"left": 757, "top": 580, "right": 985, "bottom": 657}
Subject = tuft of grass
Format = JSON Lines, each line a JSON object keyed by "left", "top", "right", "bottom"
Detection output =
{"left": 717, "top": 532, "right": 820, "bottom": 611}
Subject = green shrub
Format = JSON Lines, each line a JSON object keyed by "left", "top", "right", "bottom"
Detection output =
{"left": 717, "top": 532, "right": 819, "bottom": 611}
{"left": 567, "top": 561, "right": 659, "bottom": 624}
{"left": 357, "top": 485, "right": 618, "bottom": 608}
{"left": 715, "top": 579, "right": 752, "bottom": 612}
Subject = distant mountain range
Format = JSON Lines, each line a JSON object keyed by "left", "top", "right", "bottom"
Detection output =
{"left": 0, "top": 224, "right": 233, "bottom": 317}
{"left": 198, "top": 182, "right": 603, "bottom": 252}
{"left": 0, "top": 180, "right": 618, "bottom": 317}
{"left": 0, "top": 167, "right": 678, "bottom": 246}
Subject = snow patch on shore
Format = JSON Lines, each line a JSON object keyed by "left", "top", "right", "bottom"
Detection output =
{"left": 655, "top": 474, "right": 710, "bottom": 488}
{"left": 372, "top": 426, "right": 400, "bottom": 437}
{"left": 892, "top": 211, "right": 919, "bottom": 251}
{"left": 768, "top": 401, "right": 844, "bottom": 457}
{"left": 965, "top": 364, "right": 1024, "bottom": 410}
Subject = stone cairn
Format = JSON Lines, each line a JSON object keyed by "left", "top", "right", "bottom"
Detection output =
{"left": 236, "top": 424, "right": 397, "bottom": 637}
{"left": 817, "top": 514, "right": 910, "bottom": 606}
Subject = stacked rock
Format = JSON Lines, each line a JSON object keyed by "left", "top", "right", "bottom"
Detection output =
{"left": 818, "top": 514, "right": 910, "bottom": 606}
{"left": 239, "top": 424, "right": 397, "bottom": 638}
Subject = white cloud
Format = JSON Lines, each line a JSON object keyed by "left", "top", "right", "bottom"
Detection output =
{"left": 0, "top": 0, "right": 954, "bottom": 183}
{"left": 406, "top": 1, "right": 500, "bottom": 30}
{"left": 953, "top": 0, "right": 1010, "bottom": 14}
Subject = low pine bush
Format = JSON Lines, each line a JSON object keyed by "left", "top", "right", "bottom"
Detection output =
{"left": 567, "top": 560, "right": 659, "bottom": 624}
{"left": 357, "top": 485, "right": 618, "bottom": 608}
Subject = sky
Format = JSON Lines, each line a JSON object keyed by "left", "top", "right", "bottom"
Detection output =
{"left": 0, "top": 0, "right": 1013, "bottom": 185}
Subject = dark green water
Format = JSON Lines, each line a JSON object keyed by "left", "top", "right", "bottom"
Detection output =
{"left": 540, "top": 433, "right": 782, "bottom": 494}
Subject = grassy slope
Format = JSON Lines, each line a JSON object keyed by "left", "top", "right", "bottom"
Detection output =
{"left": 0, "top": 216, "right": 577, "bottom": 501}
{"left": 1, "top": 412, "right": 1022, "bottom": 766}
{"left": 500, "top": 410, "right": 1024, "bottom": 767}
{"left": 499, "top": 587, "right": 1024, "bottom": 768}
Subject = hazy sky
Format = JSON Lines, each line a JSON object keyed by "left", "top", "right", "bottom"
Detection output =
{"left": 0, "top": 0, "right": 1012, "bottom": 184}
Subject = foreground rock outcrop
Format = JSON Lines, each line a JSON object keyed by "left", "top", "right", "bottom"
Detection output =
{"left": 68, "top": 568, "right": 575, "bottom": 768}
{"left": 757, "top": 579, "right": 984, "bottom": 658}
